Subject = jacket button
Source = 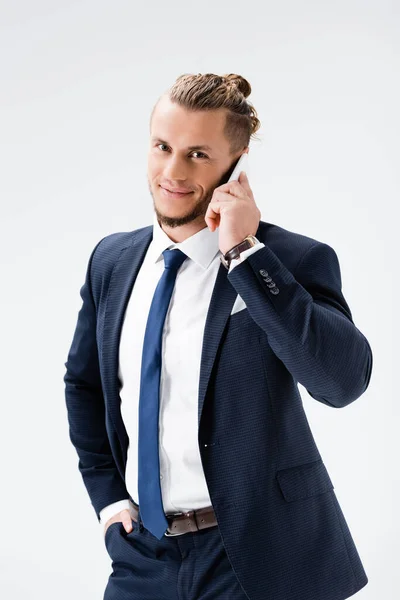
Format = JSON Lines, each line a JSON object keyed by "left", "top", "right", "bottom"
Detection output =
{"left": 263, "top": 275, "right": 272, "bottom": 282}
{"left": 266, "top": 281, "right": 276, "bottom": 288}
{"left": 259, "top": 269, "right": 269, "bottom": 277}
{"left": 270, "top": 287, "right": 279, "bottom": 294}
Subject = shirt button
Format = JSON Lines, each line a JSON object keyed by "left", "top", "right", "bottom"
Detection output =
{"left": 160, "top": 474, "right": 163, "bottom": 479}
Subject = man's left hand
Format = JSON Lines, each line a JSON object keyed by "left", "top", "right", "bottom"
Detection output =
{"left": 204, "top": 171, "right": 261, "bottom": 256}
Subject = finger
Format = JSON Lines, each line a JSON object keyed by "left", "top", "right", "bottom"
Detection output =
{"left": 120, "top": 509, "right": 133, "bottom": 533}
{"left": 214, "top": 179, "right": 245, "bottom": 196}
{"left": 205, "top": 189, "right": 240, "bottom": 230}
{"left": 205, "top": 193, "right": 232, "bottom": 227}
{"left": 239, "top": 171, "right": 253, "bottom": 195}
{"left": 212, "top": 190, "right": 242, "bottom": 205}
{"left": 238, "top": 170, "right": 248, "bottom": 187}
{"left": 122, "top": 519, "right": 133, "bottom": 533}
{"left": 205, "top": 214, "right": 220, "bottom": 231}
{"left": 205, "top": 203, "right": 220, "bottom": 231}
{"left": 208, "top": 198, "right": 239, "bottom": 214}
{"left": 205, "top": 204, "right": 219, "bottom": 221}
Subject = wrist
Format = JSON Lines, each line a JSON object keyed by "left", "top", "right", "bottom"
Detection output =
{"left": 220, "top": 235, "right": 260, "bottom": 270}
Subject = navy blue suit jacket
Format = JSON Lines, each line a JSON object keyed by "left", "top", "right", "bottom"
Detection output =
{"left": 64, "top": 219, "right": 372, "bottom": 600}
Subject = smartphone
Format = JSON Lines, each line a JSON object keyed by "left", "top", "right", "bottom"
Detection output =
{"left": 227, "top": 152, "right": 249, "bottom": 183}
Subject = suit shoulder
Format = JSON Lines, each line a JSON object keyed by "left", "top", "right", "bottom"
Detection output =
{"left": 89, "top": 225, "right": 152, "bottom": 284}
{"left": 93, "top": 225, "right": 151, "bottom": 262}
{"left": 258, "top": 219, "right": 326, "bottom": 249}
{"left": 257, "top": 220, "right": 335, "bottom": 271}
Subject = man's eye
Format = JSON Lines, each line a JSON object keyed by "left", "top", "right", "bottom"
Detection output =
{"left": 156, "top": 145, "right": 208, "bottom": 159}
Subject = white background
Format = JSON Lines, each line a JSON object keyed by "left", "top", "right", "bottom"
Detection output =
{"left": 0, "top": 1, "right": 398, "bottom": 598}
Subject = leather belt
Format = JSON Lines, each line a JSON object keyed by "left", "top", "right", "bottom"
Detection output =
{"left": 129, "top": 500, "right": 218, "bottom": 536}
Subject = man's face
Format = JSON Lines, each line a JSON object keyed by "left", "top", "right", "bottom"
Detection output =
{"left": 147, "top": 95, "right": 247, "bottom": 230}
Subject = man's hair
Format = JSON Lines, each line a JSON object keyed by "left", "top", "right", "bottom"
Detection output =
{"left": 150, "top": 73, "right": 261, "bottom": 156}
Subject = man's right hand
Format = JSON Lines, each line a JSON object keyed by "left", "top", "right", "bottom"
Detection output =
{"left": 104, "top": 508, "right": 134, "bottom": 537}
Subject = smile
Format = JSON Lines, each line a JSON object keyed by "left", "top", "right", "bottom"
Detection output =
{"left": 160, "top": 186, "right": 194, "bottom": 199}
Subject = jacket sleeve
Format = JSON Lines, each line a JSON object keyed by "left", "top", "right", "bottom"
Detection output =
{"left": 64, "top": 238, "right": 130, "bottom": 521}
{"left": 227, "top": 241, "right": 373, "bottom": 408}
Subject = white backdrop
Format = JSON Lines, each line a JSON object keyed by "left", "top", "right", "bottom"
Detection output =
{"left": 0, "top": 1, "right": 397, "bottom": 598}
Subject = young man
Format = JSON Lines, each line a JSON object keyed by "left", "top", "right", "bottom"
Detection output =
{"left": 64, "top": 73, "right": 372, "bottom": 600}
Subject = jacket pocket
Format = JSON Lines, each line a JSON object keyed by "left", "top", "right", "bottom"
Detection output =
{"left": 276, "top": 458, "right": 334, "bottom": 502}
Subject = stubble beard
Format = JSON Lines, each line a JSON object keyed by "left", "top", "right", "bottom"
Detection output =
{"left": 150, "top": 184, "right": 214, "bottom": 229}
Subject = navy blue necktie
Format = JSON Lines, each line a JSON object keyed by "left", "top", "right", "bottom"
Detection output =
{"left": 138, "top": 248, "right": 188, "bottom": 539}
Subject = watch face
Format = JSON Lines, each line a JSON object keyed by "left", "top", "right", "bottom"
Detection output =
{"left": 246, "top": 235, "right": 258, "bottom": 246}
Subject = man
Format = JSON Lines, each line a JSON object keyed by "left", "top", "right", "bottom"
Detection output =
{"left": 64, "top": 73, "right": 372, "bottom": 599}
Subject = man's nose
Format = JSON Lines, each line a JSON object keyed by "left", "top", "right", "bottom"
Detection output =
{"left": 163, "top": 158, "right": 188, "bottom": 182}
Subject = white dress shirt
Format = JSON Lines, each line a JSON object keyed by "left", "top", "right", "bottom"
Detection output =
{"left": 99, "top": 212, "right": 265, "bottom": 525}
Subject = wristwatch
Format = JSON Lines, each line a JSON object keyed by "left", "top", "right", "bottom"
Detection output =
{"left": 220, "top": 235, "right": 260, "bottom": 270}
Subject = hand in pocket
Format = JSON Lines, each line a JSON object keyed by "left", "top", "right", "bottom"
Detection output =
{"left": 104, "top": 508, "right": 134, "bottom": 537}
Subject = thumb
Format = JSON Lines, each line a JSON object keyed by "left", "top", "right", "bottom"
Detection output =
{"left": 121, "top": 509, "right": 133, "bottom": 533}
{"left": 238, "top": 170, "right": 248, "bottom": 185}
{"left": 238, "top": 170, "right": 253, "bottom": 199}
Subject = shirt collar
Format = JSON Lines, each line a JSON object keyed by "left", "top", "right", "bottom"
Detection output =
{"left": 148, "top": 211, "right": 221, "bottom": 270}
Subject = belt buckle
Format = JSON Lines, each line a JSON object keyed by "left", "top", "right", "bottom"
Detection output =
{"left": 164, "top": 511, "right": 188, "bottom": 537}
{"left": 165, "top": 529, "right": 183, "bottom": 537}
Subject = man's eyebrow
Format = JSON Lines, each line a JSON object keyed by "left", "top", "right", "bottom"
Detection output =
{"left": 151, "top": 137, "right": 213, "bottom": 152}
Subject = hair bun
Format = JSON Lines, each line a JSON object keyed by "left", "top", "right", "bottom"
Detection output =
{"left": 223, "top": 74, "right": 251, "bottom": 98}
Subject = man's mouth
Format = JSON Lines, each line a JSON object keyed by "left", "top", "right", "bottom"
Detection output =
{"left": 160, "top": 185, "right": 194, "bottom": 198}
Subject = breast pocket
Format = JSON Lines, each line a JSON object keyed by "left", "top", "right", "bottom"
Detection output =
{"left": 230, "top": 294, "right": 247, "bottom": 315}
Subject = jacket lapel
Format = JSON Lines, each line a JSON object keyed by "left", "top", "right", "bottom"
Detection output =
{"left": 197, "top": 263, "right": 237, "bottom": 426}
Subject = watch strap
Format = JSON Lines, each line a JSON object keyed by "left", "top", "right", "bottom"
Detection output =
{"left": 220, "top": 235, "right": 259, "bottom": 269}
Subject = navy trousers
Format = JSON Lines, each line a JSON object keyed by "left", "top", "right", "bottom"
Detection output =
{"left": 103, "top": 506, "right": 249, "bottom": 600}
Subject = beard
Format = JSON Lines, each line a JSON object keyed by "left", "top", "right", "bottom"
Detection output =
{"left": 151, "top": 186, "right": 213, "bottom": 229}
{"left": 148, "top": 164, "right": 234, "bottom": 229}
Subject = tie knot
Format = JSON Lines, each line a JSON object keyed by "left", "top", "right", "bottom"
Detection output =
{"left": 162, "top": 248, "right": 188, "bottom": 271}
